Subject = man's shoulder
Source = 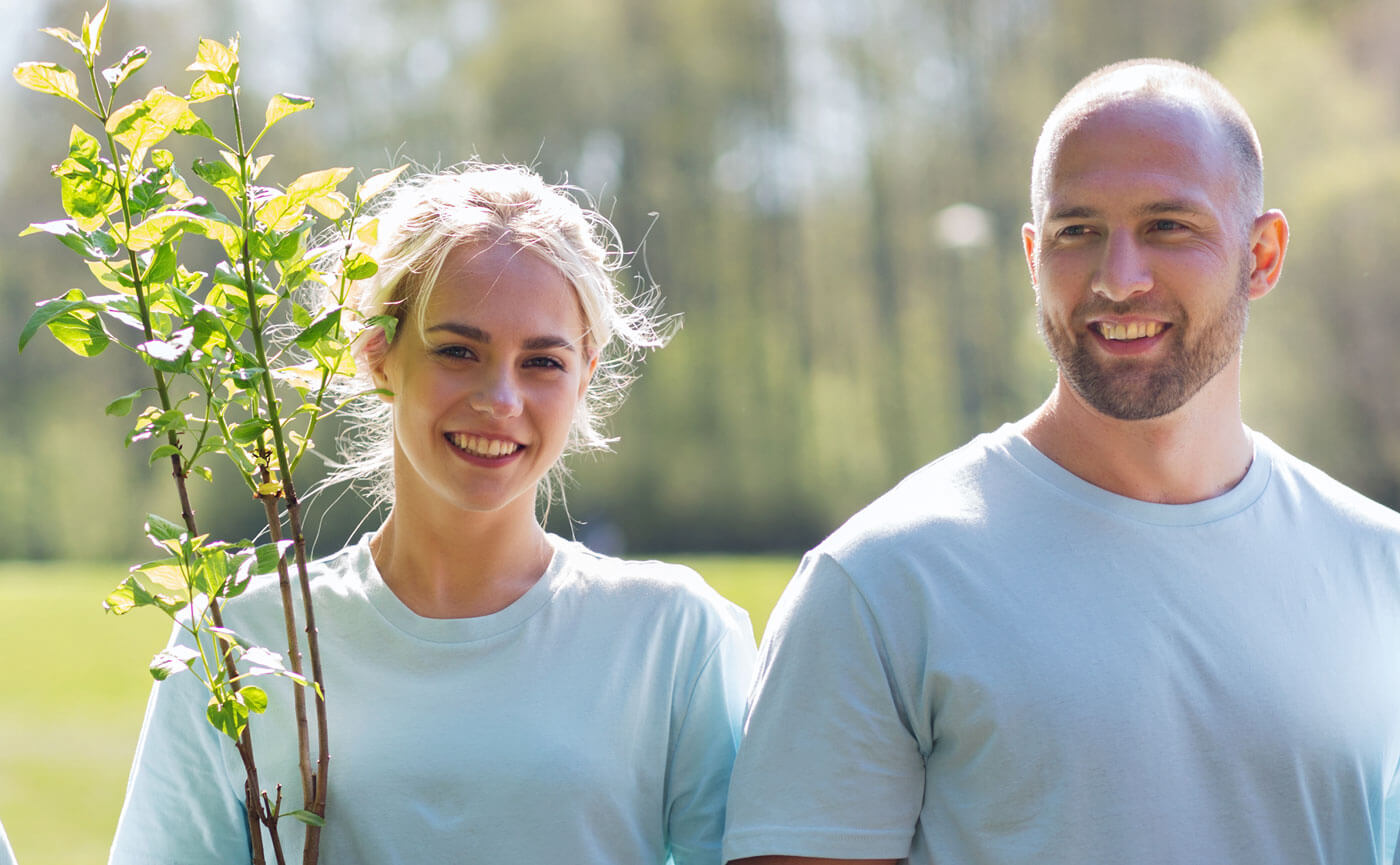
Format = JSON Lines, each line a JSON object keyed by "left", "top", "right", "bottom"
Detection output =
{"left": 1259, "top": 433, "right": 1400, "bottom": 537}
{"left": 818, "top": 426, "right": 1022, "bottom": 561}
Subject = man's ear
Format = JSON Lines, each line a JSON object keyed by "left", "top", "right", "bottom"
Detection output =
{"left": 1022, "top": 222, "right": 1039, "bottom": 286}
{"left": 1247, "top": 209, "right": 1288, "bottom": 301}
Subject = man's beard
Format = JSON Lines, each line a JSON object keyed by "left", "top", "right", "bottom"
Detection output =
{"left": 1038, "top": 261, "right": 1251, "bottom": 421}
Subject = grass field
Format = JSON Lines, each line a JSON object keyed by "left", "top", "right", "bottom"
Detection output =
{"left": 0, "top": 554, "right": 796, "bottom": 865}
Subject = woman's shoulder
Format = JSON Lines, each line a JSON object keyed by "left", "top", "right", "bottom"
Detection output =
{"left": 549, "top": 535, "right": 752, "bottom": 637}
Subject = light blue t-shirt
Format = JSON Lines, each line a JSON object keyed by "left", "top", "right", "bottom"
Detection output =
{"left": 724, "top": 424, "right": 1400, "bottom": 864}
{"left": 0, "top": 818, "right": 16, "bottom": 865}
{"left": 111, "top": 533, "right": 755, "bottom": 864}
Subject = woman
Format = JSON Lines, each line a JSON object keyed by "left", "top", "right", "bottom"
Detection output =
{"left": 109, "top": 164, "right": 755, "bottom": 864}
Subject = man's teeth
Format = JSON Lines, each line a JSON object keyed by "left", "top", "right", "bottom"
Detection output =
{"left": 450, "top": 434, "right": 521, "bottom": 457}
{"left": 1098, "top": 321, "right": 1164, "bottom": 340}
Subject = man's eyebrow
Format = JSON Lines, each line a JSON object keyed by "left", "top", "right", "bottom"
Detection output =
{"left": 1045, "top": 200, "right": 1209, "bottom": 222}
{"left": 1138, "top": 199, "right": 1208, "bottom": 217}
{"left": 1046, "top": 205, "right": 1098, "bottom": 222}
{"left": 425, "top": 322, "right": 579, "bottom": 352}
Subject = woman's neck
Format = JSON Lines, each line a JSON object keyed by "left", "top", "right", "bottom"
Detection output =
{"left": 369, "top": 496, "right": 553, "bottom": 619}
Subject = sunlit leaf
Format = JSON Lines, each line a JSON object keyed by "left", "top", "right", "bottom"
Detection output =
{"left": 356, "top": 164, "right": 409, "bottom": 205}
{"left": 256, "top": 167, "right": 352, "bottom": 230}
{"left": 342, "top": 252, "right": 378, "bottom": 281}
{"left": 240, "top": 685, "right": 269, "bottom": 713}
{"left": 191, "top": 157, "right": 243, "bottom": 204}
{"left": 102, "top": 45, "right": 149, "bottom": 89}
{"left": 149, "top": 644, "right": 199, "bottom": 681}
{"left": 207, "top": 694, "right": 249, "bottom": 741}
{"left": 263, "top": 92, "right": 313, "bottom": 131}
{"left": 83, "top": 3, "right": 110, "bottom": 58}
{"left": 20, "top": 219, "right": 118, "bottom": 260}
{"left": 39, "top": 27, "right": 84, "bottom": 54}
{"left": 186, "top": 37, "right": 238, "bottom": 86}
{"left": 107, "top": 87, "right": 211, "bottom": 162}
{"left": 242, "top": 646, "right": 286, "bottom": 672}
{"left": 53, "top": 125, "right": 120, "bottom": 231}
{"left": 12, "top": 62, "right": 84, "bottom": 108}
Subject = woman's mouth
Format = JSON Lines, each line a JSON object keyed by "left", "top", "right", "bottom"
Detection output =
{"left": 447, "top": 433, "right": 522, "bottom": 458}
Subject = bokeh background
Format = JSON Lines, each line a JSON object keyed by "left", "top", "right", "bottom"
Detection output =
{"left": 7, "top": 0, "right": 1400, "bottom": 562}
{"left": 4, "top": 0, "right": 1400, "bottom": 861}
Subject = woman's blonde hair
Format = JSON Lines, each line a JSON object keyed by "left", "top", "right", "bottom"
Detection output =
{"left": 324, "top": 162, "right": 671, "bottom": 511}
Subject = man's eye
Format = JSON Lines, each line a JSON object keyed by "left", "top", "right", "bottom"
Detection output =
{"left": 1151, "top": 219, "right": 1185, "bottom": 232}
{"left": 1058, "top": 225, "right": 1091, "bottom": 238}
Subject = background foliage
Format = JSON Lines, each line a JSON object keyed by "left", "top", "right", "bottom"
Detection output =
{"left": 4, "top": 0, "right": 1400, "bottom": 560}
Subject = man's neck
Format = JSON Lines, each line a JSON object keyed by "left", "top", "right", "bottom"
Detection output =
{"left": 1017, "top": 372, "right": 1254, "bottom": 504}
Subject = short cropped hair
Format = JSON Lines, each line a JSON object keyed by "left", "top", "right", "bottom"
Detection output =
{"left": 1029, "top": 58, "right": 1264, "bottom": 229}
{"left": 327, "top": 162, "right": 670, "bottom": 509}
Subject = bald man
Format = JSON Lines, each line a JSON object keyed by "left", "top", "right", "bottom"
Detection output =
{"left": 722, "top": 59, "right": 1400, "bottom": 865}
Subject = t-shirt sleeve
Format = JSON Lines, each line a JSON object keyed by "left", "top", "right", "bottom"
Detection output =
{"left": 665, "top": 609, "right": 758, "bottom": 865}
{"left": 109, "top": 620, "right": 252, "bottom": 865}
{"left": 722, "top": 551, "right": 925, "bottom": 862}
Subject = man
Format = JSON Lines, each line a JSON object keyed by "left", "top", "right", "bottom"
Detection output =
{"left": 722, "top": 58, "right": 1400, "bottom": 865}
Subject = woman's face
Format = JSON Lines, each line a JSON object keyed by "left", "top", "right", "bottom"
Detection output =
{"left": 373, "top": 240, "right": 596, "bottom": 521}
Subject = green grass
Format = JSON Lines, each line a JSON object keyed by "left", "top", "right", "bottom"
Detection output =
{"left": 0, "top": 555, "right": 796, "bottom": 864}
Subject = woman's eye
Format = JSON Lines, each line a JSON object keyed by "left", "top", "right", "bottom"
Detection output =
{"left": 524, "top": 356, "right": 565, "bottom": 371}
{"left": 435, "top": 345, "right": 475, "bottom": 360}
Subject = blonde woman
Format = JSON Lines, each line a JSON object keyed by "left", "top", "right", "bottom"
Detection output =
{"left": 111, "top": 164, "right": 755, "bottom": 864}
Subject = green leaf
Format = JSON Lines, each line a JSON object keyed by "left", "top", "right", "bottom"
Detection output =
{"left": 285, "top": 810, "right": 327, "bottom": 828}
{"left": 230, "top": 418, "right": 270, "bottom": 444}
{"left": 144, "top": 243, "right": 179, "bottom": 284}
{"left": 54, "top": 125, "right": 120, "bottom": 231}
{"left": 20, "top": 218, "right": 118, "bottom": 259}
{"left": 24, "top": 294, "right": 112, "bottom": 357}
{"left": 104, "top": 576, "right": 150, "bottom": 615}
{"left": 342, "top": 253, "right": 378, "bottom": 281}
{"left": 239, "top": 685, "right": 269, "bottom": 714}
{"left": 263, "top": 93, "right": 313, "bottom": 131}
{"left": 145, "top": 513, "right": 185, "bottom": 543}
{"left": 148, "top": 443, "right": 181, "bottom": 465}
{"left": 207, "top": 694, "right": 250, "bottom": 741}
{"left": 102, "top": 45, "right": 150, "bottom": 89}
{"left": 252, "top": 539, "right": 294, "bottom": 575}
{"left": 294, "top": 310, "right": 341, "bottom": 349}
{"left": 18, "top": 295, "right": 95, "bottom": 351}
{"left": 149, "top": 644, "right": 199, "bottom": 681}
{"left": 12, "top": 62, "right": 85, "bottom": 108}
{"left": 191, "top": 157, "right": 243, "bottom": 204}
{"left": 105, "top": 390, "right": 143, "bottom": 416}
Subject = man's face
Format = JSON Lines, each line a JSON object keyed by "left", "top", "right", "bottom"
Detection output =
{"left": 1024, "top": 99, "right": 1256, "bottom": 421}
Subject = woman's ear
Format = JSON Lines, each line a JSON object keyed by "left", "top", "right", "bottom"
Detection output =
{"left": 358, "top": 328, "right": 395, "bottom": 403}
{"left": 579, "top": 351, "right": 600, "bottom": 399}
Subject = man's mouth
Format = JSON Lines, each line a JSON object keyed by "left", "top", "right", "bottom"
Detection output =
{"left": 448, "top": 433, "right": 521, "bottom": 458}
{"left": 1094, "top": 321, "right": 1165, "bottom": 341}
